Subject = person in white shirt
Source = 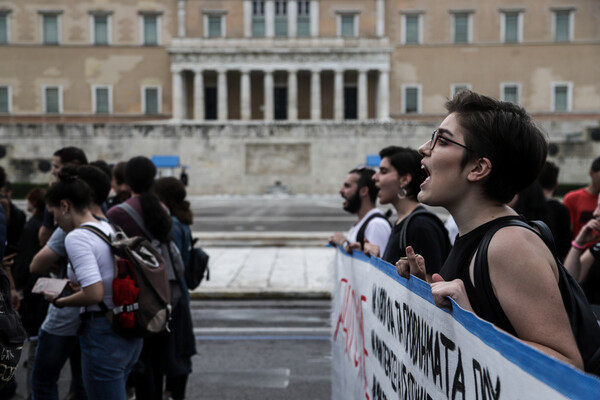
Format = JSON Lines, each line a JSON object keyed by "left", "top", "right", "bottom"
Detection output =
{"left": 329, "top": 167, "right": 391, "bottom": 254}
{"left": 42, "top": 167, "right": 143, "bottom": 400}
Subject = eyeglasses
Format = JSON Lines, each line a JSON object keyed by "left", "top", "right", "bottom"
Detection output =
{"left": 430, "top": 129, "right": 476, "bottom": 153}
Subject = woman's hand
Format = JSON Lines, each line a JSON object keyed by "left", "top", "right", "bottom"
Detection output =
{"left": 573, "top": 217, "right": 600, "bottom": 248}
{"left": 395, "top": 246, "right": 426, "bottom": 280}
{"left": 430, "top": 274, "right": 473, "bottom": 312}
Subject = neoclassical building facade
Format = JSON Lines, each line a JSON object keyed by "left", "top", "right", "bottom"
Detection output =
{"left": 0, "top": 0, "right": 598, "bottom": 124}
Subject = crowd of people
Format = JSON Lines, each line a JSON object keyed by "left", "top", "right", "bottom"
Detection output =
{"left": 330, "top": 90, "right": 600, "bottom": 375}
{"left": 0, "top": 148, "right": 195, "bottom": 399}
{"left": 0, "top": 89, "right": 598, "bottom": 398}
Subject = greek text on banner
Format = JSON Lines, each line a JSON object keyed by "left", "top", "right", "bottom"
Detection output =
{"left": 330, "top": 247, "right": 600, "bottom": 400}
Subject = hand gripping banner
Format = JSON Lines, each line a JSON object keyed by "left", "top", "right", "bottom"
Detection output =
{"left": 331, "top": 247, "right": 600, "bottom": 400}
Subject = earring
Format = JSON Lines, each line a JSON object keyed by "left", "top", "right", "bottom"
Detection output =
{"left": 397, "top": 186, "right": 407, "bottom": 199}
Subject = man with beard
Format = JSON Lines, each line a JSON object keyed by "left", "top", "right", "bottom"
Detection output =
{"left": 329, "top": 167, "right": 391, "bottom": 254}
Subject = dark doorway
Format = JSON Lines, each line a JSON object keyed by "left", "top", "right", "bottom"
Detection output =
{"left": 205, "top": 87, "right": 217, "bottom": 120}
{"left": 344, "top": 87, "right": 357, "bottom": 119}
{"left": 274, "top": 87, "right": 288, "bottom": 120}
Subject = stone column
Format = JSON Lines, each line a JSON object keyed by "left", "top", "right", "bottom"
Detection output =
{"left": 217, "top": 69, "right": 228, "bottom": 121}
{"left": 177, "top": 0, "right": 186, "bottom": 37}
{"left": 288, "top": 0, "right": 298, "bottom": 37}
{"left": 264, "top": 70, "right": 274, "bottom": 120}
{"left": 377, "top": 69, "right": 390, "bottom": 120}
{"left": 193, "top": 69, "right": 204, "bottom": 120}
{"left": 334, "top": 69, "right": 344, "bottom": 120}
{"left": 240, "top": 69, "right": 251, "bottom": 120}
{"left": 376, "top": 0, "right": 385, "bottom": 37}
{"left": 358, "top": 69, "right": 368, "bottom": 120}
{"left": 288, "top": 69, "right": 298, "bottom": 121}
{"left": 171, "top": 69, "right": 184, "bottom": 120}
{"left": 265, "top": 0, "right": 275, "bottom": 37}
{"left": 310, "top": 0, "right": 319, "bottom": 37}
{"left": 311, "top": 70, "right": 321, "bottom": 120}
{"left": 243, "top": 0, "right": 252, "bottom": 37}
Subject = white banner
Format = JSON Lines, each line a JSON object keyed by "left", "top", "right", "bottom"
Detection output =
{"left": 331, "top": 247, "right": 600, "bottom": 400}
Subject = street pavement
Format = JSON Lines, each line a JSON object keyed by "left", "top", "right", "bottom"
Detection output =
{"left": 190, "top": 244, "right": 336, "bottom": 299}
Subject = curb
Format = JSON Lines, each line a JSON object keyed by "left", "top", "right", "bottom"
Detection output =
{"left": 190, "top": 289, "right": 332, "bottom": 300}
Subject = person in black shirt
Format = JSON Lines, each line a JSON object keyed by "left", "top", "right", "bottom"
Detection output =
{"left": 397, "top": 90, "right": 583, "bottom": 371}
{"left": 354, "top": 146, "right": 450, "bottom": 279}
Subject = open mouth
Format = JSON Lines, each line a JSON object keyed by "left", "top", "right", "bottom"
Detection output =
{"left": 420, "top": 164, "right": 431, "bottom": 187}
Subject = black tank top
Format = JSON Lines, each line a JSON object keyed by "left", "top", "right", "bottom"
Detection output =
{"left": 439, "top": 215, "right": 520, "bottom": 335}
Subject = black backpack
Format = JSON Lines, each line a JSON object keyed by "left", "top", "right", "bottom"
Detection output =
{"left": 185, "top": 235, "right": 210, "bottom": 290}
{"left": 399, "top": 206, "right": 450, "bottom": 251}
{"left": 355, "top": 212, "right": 391, "bottom": 250}
{"left": 0, "top": 267, "right": 26, "bottom": 387}
{"left": 474, "top": 218, "right": 600, "bottom": 376}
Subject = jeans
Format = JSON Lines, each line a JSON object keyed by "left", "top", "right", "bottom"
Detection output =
{"left": 30, "top": 329, "right": 86, "bottom": 400}
{"left": 79, "top": 316, "right": 143, "bottom": 400}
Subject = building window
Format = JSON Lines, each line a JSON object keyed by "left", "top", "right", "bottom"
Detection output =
{"left": 0, "top": 13, "right": 9, "bottom": 44}
{"left": 297, "top": 1, "right": 310, "bottom": 37}
{"left": 0, "top": 86, "right": 10, "bottom": 113}
{"left": 143, "top": 86, "right": 161, "bottom": 115}
{"left": 42, "top": 13, "right": 60, "bottom": 45}
{"left": 275, "top": 1, "right": 288, "bottom": 37}
{"left": 552, "top": 83, "right": 571, "bottom": 112}
{"left": 451, "top": 84, "right": 471, "bottom": 98}
{"left": 402, "top": 13, "right": 421, "bottom": 45}
{"left": 402, "top": 85, "right": 421, "bottom": 114}
{"left": 501, "top": 83, "right": 520, "bottom": 104}
{"left": 252, "top": 1, "right": 265, "bottom": 37}
{"left": 453, "top": 12, "right": 471, "bottom": 44}
{"left": 92, "top": 14, "right": 110, "bottom": 45}
{"left": 502, "top": 11, "right": 521, "bottom": 43}
{"left": 141, "top": 14, "right": 160, "bottom": 45}
{"left": 553, "top": 10, "right": 572, "bottom": 42}
{"left": 338, "top": 14, "right": 358, "bottom": 38}
{"left": 205, "top": 14, "right": 225, "bottom": 38}
{"left": 44, "top": 86, "right": 61, "bottom": 113}
{"left": 93, "top": 85, "right": 112, "bottom": 114}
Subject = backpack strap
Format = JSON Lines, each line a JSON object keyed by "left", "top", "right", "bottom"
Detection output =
{"left": 473, "top": 218, "right": 557, "bottom": 335}
{"left": 118, "top": 202, "right": 155, "bottom": 241}
{"left": 399, "top": 206, "right": 443, "bottom": 251}
{"left": 355, "top": 212, "right": 391, "bottom": 249}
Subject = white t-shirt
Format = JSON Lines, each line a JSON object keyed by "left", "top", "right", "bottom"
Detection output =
{"left": 65, "top": 220, "right": 115, "bottom": 312}
{"left": 347, "top": 208, "right": 392, "bottom": 255}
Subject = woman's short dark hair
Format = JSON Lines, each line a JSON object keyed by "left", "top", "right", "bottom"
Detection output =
{"left": 379, "top": 146, "right": 425, "bottom": 201}
{"left": 154, "top": 177, "right": 193, "bottom": 225}
{"left": 446, "top": 90, "right": 547, "bottom": 204}
{"left": 45, "top": 167, "right": 91, "bottom": 210}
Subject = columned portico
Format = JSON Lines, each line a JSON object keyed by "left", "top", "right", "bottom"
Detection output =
{"left": 311, "top": 70, "right": 321, "bottom": 120}
{"left": 358, "top": 69, "right": 368, "bottom": 120}
{"left": 171, "top": 68, "right": 184, "bottom": 120}
{"left": 334, "top": 69, "right": 344, "bottom": 120}
{"left": 193, "top": 70, "right": 204, "bottom": 120}
{"left": 240, "top": 69, "right": 251, "bottom": 120}
{"left": 217, "top": 69, "right": 228, "bottom": 120}
{"left": 288, "top": 69, "right": 298, "bottom": 121}
{"left": 264, "top": 70, "right": 274, "bottom": 120}
{"left": 169, "top": 42, "right": 392, "bottom": 121}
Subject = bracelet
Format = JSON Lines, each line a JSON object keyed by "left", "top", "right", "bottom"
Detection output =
{"left": 342, "top": 240, "right": 350, "bottom": 248}
{"left": 571, "top": 240, "right": 588, "bottom": 251}
{"left": 52, "top": 297, "right": 63, "bottom": 309}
